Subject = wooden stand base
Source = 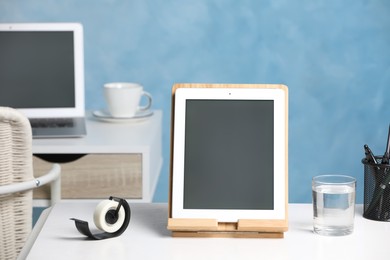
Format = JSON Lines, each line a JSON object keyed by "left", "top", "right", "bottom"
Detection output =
{"left": 167, "top": 218, "right": 287, "bottom": 239}
{"left": 172, "top": 231, "right": 284, "bottom": 238}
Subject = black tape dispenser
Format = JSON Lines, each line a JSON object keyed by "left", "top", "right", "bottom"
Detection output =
{"left": 71, "top": 196, "right": 131, "bottom": 240}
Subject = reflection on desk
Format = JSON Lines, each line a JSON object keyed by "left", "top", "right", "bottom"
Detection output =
{"left": 25, "top": 202, "right": 389, "bottom": 260}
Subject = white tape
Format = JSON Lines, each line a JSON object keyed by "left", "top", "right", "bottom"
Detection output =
{"left": 93, "top": 200, "right": 125, "bottom": 233}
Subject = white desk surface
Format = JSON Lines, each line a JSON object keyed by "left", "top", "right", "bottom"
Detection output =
{"left": 32, "top": 110, "right": 162, "bottom": 154}
{"left": 26, "top": 202, "right": 389, "bottom": 260}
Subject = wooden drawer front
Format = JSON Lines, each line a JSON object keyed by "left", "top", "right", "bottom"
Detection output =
{"left": 33, "top": 154, "right": 142, "bottom": 199}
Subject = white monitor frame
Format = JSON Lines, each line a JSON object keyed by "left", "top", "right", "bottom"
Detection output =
{"left": 171, "top": 86, "right": 287, "bottom": 223}
{"left": 0, "top": 23, "right": 85, "bottom": 118}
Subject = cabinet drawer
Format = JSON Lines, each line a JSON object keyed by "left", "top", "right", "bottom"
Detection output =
{"left": 33, "top": 154, "right": 142, "bottom": 199}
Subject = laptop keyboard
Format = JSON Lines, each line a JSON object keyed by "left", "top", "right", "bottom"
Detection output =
{"left": 29, "top": 118, "right": 74, "bottom": 128}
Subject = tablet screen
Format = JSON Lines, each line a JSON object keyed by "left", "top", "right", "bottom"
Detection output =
{"left": 184, "top": 99, "right": 274, "bottom": 210}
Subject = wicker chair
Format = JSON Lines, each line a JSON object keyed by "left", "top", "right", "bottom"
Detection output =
{"left": 0, "top": 107, "right": 61, "bottom": 260}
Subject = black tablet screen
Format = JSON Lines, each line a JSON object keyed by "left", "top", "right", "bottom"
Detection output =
{"left": 183, "top": 100, "right": 274, "bottom": 210}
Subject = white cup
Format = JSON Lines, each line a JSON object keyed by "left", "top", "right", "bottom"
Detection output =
{"left": 104, "top": 82, "right": 152, "bottom": 118}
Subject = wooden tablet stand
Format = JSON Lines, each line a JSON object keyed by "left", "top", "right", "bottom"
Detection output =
{"left": 168, "top": 83, "right": 289, "bottom": 238}
{"left": 167, "top": 218, "right": 288, "bottom": 238}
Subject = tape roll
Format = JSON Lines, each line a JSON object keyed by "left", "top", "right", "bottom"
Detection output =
{"left": 93, "top": 199, "right": 126, "bottom": 233}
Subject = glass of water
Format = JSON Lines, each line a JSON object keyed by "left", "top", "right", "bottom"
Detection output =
{"left": 312, "top": 175, "right": 356, "bottom": 236}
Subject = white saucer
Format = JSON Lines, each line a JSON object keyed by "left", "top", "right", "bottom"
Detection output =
{"left": 92, "top": 110, "right": 154, "bottom": 123}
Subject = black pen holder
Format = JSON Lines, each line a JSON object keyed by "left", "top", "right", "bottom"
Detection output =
{"left": 362, "top": 157, "right": 390, "bottom": 221}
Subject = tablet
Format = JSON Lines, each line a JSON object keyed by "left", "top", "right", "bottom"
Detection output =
{"left": 171, "top": 84, "right": 288, "bottom": 223}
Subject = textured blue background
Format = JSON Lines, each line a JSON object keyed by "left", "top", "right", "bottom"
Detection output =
{"left": 1, "top": 0, "right": 389, "bottom": 203}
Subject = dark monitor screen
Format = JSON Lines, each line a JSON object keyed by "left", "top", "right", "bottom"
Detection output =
{"left": 183, "top": 99, "right": 274, "bottom": 210}
{"left": 0, "top": 31, "right": 75, "bottom": 108}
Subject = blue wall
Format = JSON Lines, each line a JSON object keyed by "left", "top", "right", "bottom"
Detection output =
{"left": 1, "top": 0, "right": 389, "bottom": 203}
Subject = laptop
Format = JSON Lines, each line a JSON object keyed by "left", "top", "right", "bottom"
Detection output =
{"left": 0, "top": 23, "right": 87, "bottom": 138}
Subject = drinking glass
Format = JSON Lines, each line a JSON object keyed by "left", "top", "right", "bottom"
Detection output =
{"left": 312, "top": 175, "right": 356, "bottom": 236}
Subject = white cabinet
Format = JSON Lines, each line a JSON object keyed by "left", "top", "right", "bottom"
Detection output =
{"left": 32, "top": 110, "right": 162, "bottom": 204}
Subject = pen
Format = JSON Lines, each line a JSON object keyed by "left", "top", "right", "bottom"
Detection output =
{"left": 364, "top": 144, "right": 379, "bottom": 165}
{"left": 364, "top": 144, "right": 381, "bottom": 180}
{"left": 363, "top": 144, "right": 383, "bottom": 219}
{"left": 381, "top": 124, "right": 390, "bottom": 165}
{"left": 379, "top": 125, "right": 390, "bottom": 219}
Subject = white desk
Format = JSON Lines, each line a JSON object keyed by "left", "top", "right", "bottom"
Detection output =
{"left": 25, "top": 202, "right": 389, "bottom": 260}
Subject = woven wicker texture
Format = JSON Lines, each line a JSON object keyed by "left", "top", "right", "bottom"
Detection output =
{"left": 0, "top": 107, "right": 33, "bottom": 260}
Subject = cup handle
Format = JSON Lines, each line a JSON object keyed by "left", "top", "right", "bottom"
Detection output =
{"left": 138, "top": 91, "right": 152, "bottom": 111}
